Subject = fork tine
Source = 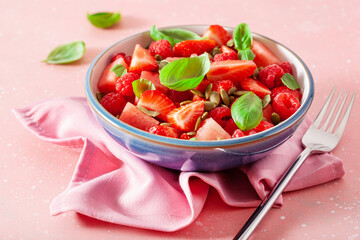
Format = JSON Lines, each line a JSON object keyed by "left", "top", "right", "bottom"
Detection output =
{"left": 334, "top": 92, "right": 356, "bottom": 137}
{"left": 327, "top": 91, "right": 348, "bottom": 133}
{"left": 321, "top": 89, "right": 343, "bottom": 131}
{"left": 313, "top": 87, "right": 336, "bottom": 128}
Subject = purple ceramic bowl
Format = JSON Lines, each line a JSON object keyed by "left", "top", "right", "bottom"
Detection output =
{"left": 85, "top": 25, "right": 314, "bottom": 172}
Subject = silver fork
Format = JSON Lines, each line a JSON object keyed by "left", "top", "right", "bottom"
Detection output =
{"left": 234, "top": 87, "right": 356, "bottom": 240}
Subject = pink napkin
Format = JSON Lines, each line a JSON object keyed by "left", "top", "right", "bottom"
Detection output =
{"left": 12, "top": 97, "right": 345, "bottom": 232}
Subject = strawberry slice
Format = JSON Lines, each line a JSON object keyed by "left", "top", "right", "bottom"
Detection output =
{"left": 97, "top": 57, "right": 128, "bottom": 93}
{"left": 137, "top": 90, "right": 176, "bottom": 121}
{"left": 251, "top": 40, "right": 281, "bottom": 68}
{"left": 206, "top": 60, "right": 256, "bottom": 82}
{"left": 238, "top": 77, "right": 271, "bottom": 99}
{"left": 140, "top": 71, "right": 169, "bottom": 94}
{"left": 167, "top": 101, "right": 204, "bottom": 132}
{"left": 173, "top": 39, "right": 216, "bottom": 57}
{"left": 221, "top": 45, "right": 236, "bottom": 53}
{"left": 129, "top": 44, "right": 158, "bottom": 74}
{"left": 148, "top": 125, "right": 179, "bottom": 138}
{"left": 202, "top": 25, "right": 231, "bottom": 46}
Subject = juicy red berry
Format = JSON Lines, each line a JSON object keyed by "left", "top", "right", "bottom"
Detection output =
{"left": 124, "top": 55, "right": 132, "bottom": 66}
{"left": 208, "top": 107, "right": 232, "bottom": 127}
{"left": 224, "top": 118, "right": 239, "bottom": 135}
{"left": 273, "top": 93, "right": 301, "bottom": 120}
{"left": 167, "top": 89, "right": 193, "bottom": 103}
{"left": 100, "top": 92, "right": 126, "bottom": 116}
{"left": 148, "top": 125, "right": 178, "bottom": 138}
{"left": 213, "top": 51, "right": 238, "bottom": 62}
{"left": 232, "top": 129, "right": 245, "bottom": 138}
{"left": 111, "top": 52, "right": 126, "bottom": 62}
{"left": 278, "top": 62, "right": 292, "bottom": 74}
{"left": 212, "top": 80, "right": 235, "bottom": 93}
{"left": 148, "top": 40, "right": 174, "bottom": 59}
{"left": 258, "top": 64, "right": 284, "bottom": 89}
{"left": 195, "top": 79, "right": 212, "bottom": 93}
{"left": 271, "top": 86, "right": 302, "bottom": 102}
{"left": 115, "top": 72, "right": 140, "bottom": 97}
{"left": 180, "top": 133, "right": 192, "bottom": 140}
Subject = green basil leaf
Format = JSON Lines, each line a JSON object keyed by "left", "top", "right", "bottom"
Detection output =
{"left": 110, "top": 64, "right": 127, "bottom": 77}
{"left": 43, "top": 41, "right": 85, "bottom": 64}
{"left": 233, "top": 23, "right": 253, "bottom": 50}
{"left": 231, "top": 92, "right": 263, "bottom": 131}
{"left": 159, "top": 53, "right": 211, "bottom": 91}
{"left": 150, "top": 25, "right": 201, "bottom": 47}
{"left": 238, "top": 48, "right": 255, "bottom": 60}
{"left": 281, "top": 73, "right": 300, "bottom": 90}
{"left": 132, "top": 79, "right": 156, "bottom": 98}
{"left": 87, "top": 12, "right": 121, "bottom": 28}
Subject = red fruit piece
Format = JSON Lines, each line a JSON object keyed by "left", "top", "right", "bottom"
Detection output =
{"left": 167, "top": 101, "right": 204, "bottom": 132}
{"left": 271, "top": 86, "right": 302, "bottom": 102}
{"left": 148, "top": 125, "right": 179, "bottom": 138}
{"left": 212, "top": 80, "right": 235, "bottom": 94}
{"left": 220, "top": 45, "right": 236, "bottom": 53}
{"left": 232, "top": 129, "right": 245, "bottom": 138}
{"left": 192, "top": 94, "right": 205, "bottom": 102}
{"left": 258, "top": 64, "right": 284, "bottom": 89}
{"left": 137, "top": 90, "right": 176, "bottom": 121}
{"left": 129, "top": 44, "right": 158, "bottom": 74}
{"left": 148, "top": 40, "right": 175, "bottom": 59}
{"left": 167, "top": 89, "right": 193, "bottom": 104}
{"left": 273, "top": 93, "right": 301, "bottom": 120}
{"left": 111, "top": 52, "right": 125, "bottom": 62}
{"left": 195, "top": 117, "right": 231, "bottom": 140}
{"left": 208, "top": 107, "right": 232, "bottom": 128}
{"left": 194, "top": 79, "right": 212, "bottom": 93}
{"left": 262, "top": 104, "right": 274, "bottom": 122}
{"left": 115, "top": 72, "right": 139, "bottom": 98}
{"left": 213, "top": 51, "right": 238, "bottom": 62}
{"left": 140, "top": 71, "right": 169, "bottom": 94}
{"left": 224, "top": 118, "right": 239, "bottom": 135}
{"left": 251, "top": 40, "right": 281, "bottom": 68}
{"left": 278, "top": 61, "right": 292, "bottom": 74}
{"left": 173, "top": 39, "right": 216, "bottom": 57}
{"left": 207, "top": 60, "right": 257, "bottom": 82}
{"left": 100, "top": 92, "right": 127, "bottom": 116}
{"left": 119, "top": 102, "right": 159, "bottom": 131}
{"left": 97, "top": 57, "right": 128, "bottom": 93}
{"left": 238, "top": 77, "right": 271, "bottom": 99}
{"left": 243, "top": 120, "right": 274, "bottom": 135}
{"left": 202, "top": 25, "right": 231, "bottom": 46}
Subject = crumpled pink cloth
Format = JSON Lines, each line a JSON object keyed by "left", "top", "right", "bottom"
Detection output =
{"left": 12, "top": 97, "right": 345, "bottom": 232}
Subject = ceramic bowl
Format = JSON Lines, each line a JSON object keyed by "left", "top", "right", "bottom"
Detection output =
{"left": 85, "top": 25, "right": 314, "bottom": 172}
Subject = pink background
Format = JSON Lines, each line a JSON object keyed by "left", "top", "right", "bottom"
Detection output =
{"left": 1, "top": 0, "right": 359, "bottom": 239}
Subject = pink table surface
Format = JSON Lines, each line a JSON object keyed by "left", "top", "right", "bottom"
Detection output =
{"left": 1, "top": 0, "right": 359, "bottom": 239}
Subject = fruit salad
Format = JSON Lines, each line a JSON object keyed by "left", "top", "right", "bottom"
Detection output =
{"left": 96, "top": 24, "right": 302, "bottom": 141}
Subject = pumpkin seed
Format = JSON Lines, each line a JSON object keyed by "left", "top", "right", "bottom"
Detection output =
{"left": 194, "top": 116, "right": 202, "bottom": 131}
{"left": 252, "top": 67, "right": 260, "bottom": 79}
{"left": 229, "top": 95, "right": 235, "bottom": 104}
{"left": 209, "top": 91, "right": 220, "bottom": 105}
{"left": 137, "top": 106, "right": 160, "bottom": 117}
{"left": 190, "top": 89, "right": 205, "bottom": 98}
{"left": 220, "top": 89, "right": 230, "bottom": 106}
{"left": 201, "top": 111, "right": 208, "bottom": 120}
{"left": 226, "top": 39, "right": 234, "bottom": 47}
{"left": 115, "top": 114, "right": 120, "bottom": 119}
{"left": 234, "top": 90, "right": 249, "bottom": 97}
{"left": 180, "top": 100, "right": 193, "bottom": 106}
{"left": 220, "top": 104, "right": 229, "bottom": 108}
{"left": 211, "top": 46, "right": 221, "bottom": 56}
{"left": 204, "top": 101, "right": 217, "bottom": 111}
{"left": 262, "top": 94, "right": 271, "bottom": 108}
{"left": 160, "top": 122, "right": 172, "bottom": 126}
{"left": 228, "top": 87, "right": 237, "bottom": 95}
{"left": 187, "top": 131, "right": 196, "bottom": 136}
{"left": 154, "top": 54, "right": 163, "bottom": 61}
{"left": 205, "top": 83, "right": 213, "bottom": 99}
{"left": 271, "top": 112, "right": 281, "bottom": 125}
{"left": 96, "top": 92, "right": 105, "bottom": 102}
{"left": 158, "top": 60, "right": 170, "bottom": 70}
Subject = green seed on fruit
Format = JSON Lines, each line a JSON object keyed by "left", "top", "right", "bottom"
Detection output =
{"left": 226, "top": 39, "right": 234, "bottom": 47}
{"left": 211, "top": 46, "right": 221, "bottom": 56}
{"left": 271, "top": 112, "right": 281, "bottom": 125}
{"left": 205, "top": 83, "right": 213, "bottom": 100}
{"left": 137, "top": 106, "right": 160, "bottom": 117}
{"left": 220, "top": 89, "right": 230, "bottom": 106}
{"left": 234, "top": 90, "right": 249, "bottom": 97}
{"left": 158, "top": 60, "right": 170, "bottom": 70}
{"left": 204, "top": 101, "right": 217, "bottom": 111}
{"left": 228, "top": 87, "right": 237, "bottom": 95}
{"left": 201, "top": 111, "right": 208, "bottom": 120}
{"left": 262, "top": 94, "right": 271, "bottom": 109}
{"left": 96, "top": 92, "right": 105, "bottom": 102}
{"left": 160, "top": 122, "right": 172, "bottom": 127}
{"left": 190, "top": 89, "right": 205, "bottom": 98}
{"left": 253, "top": 68, "right": 260, "bottom": 79}
{"left": 180, "top": 100, "right": 193, "bottom": 106}
{"left": 194, "top": 116, "right": 202, "bottom": 131}
{"left": 154, "top": 54, "right": 163, "bottom": 61}
{"left": 209, "top": 91, "right": 220, "bottom": 106}
{"left": 229, "top": 95, "right": 235, "bottom": 104}
{"left": 187, "top": 131, "right": 196, "bottom": 136}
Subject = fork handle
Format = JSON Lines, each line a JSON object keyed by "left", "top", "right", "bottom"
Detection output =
{"left": 233, "top": 147, "right": 313, "bottom": 240}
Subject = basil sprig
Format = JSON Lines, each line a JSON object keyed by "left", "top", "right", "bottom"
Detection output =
{"left": 159, "top": 53, "right": 211, "bottom": 91}
{"left": 43, "top": 41, "right": 85, "bottom": 64}
{"left": 231, "top": 92, "right": 263, "bottom": 131}
{"left": 233, "top": 23, "right": 255, "bottom": 61}
{"left": 132, "top": 79, "right": 156, "bottom": 98}
{"left": 111, "top": 64, "right": 127, "bottom": 77}
{"left": 281, "top": 73, "right": 300, "bottom": 90}
{"left": 87, "top": 12, "right": 121, "bottom": 28}
{"left": 150, "top": 25, "right": 201, "bottom": 47}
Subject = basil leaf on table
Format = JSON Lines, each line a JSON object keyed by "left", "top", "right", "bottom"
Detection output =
{"left": 231, "top": 92, "right": 263, "bottom": 131}
{"left": 132, "top": 79, "right": 156, "bottom": 98}
{"left": 159, "top": 53, "right": 211, "bottom": 91}
{"left": 43, "top": 41, "right": 85, "bottom": 64}
{"left": 111, "top": 64, "right": 127, "bottom": 77}
{"left": 281, "top": 73, "right": 300, "bottom": 90}
{"left": 150, "top": 25, "right": 201, "bottom": 46}
{"left": 87, "top": 12, "right": 121, "bottom": 28}
{"left": 233, "top": 23, "right": 255, "bottom": 61}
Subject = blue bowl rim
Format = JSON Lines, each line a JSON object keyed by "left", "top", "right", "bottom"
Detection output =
{"left": 85, "top": 24, "right": 314, "bottom": 148}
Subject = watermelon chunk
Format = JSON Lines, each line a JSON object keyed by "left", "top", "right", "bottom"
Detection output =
{"left": 140, "top": 71, "right": 169, "bottom": 94}
{"left": 97, "top": 57, "right": 128, "bottom": 93}
{"left": 251, "top": 40, "right": 281, "bottom": 68}
{"left": 195, "top": 118, "right": 231, "bottom": 140}
{"left": 119, "top": 102, "right": 159, "bottom": 131}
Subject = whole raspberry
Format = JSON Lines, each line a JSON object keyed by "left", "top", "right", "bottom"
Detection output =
{"left": 273, "top": 93, "right": 301, "bottom": 120}
{"left": 224, "top": 118, "right": 239, "bottom": 135}
{"left": 258, "top": 64, "right": 284, "bottom": 89}
{"left": 213, "top": 51, "right": 238, "bottom": 62}
{"left": 100, "top": 92, "right": 126, "bottom": 116}
{"left": 148, "top": 125, "right": 178, "bottom": 138}
{"left": 148, "top": 40, "right": 174, "bottom": 59}
{"left": 111, "top": 52, "right": 126, "bottom": 62}
{"left": 232, "top": 129, "right": 245, "bottom": 138}
{"left": 208, "top": 107, "right": 232, "bottom": 127}
{"left": 271, "top": 86, "right": 302, "bottom": 102}
{"left": 212, "top": 80, "right": 235, "bottom": 93}
{"left": 115, "top": 72, "right": 139, "bottom": 98}
{"left": 278, "top": 62, "right": 292, "bottom": 74}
